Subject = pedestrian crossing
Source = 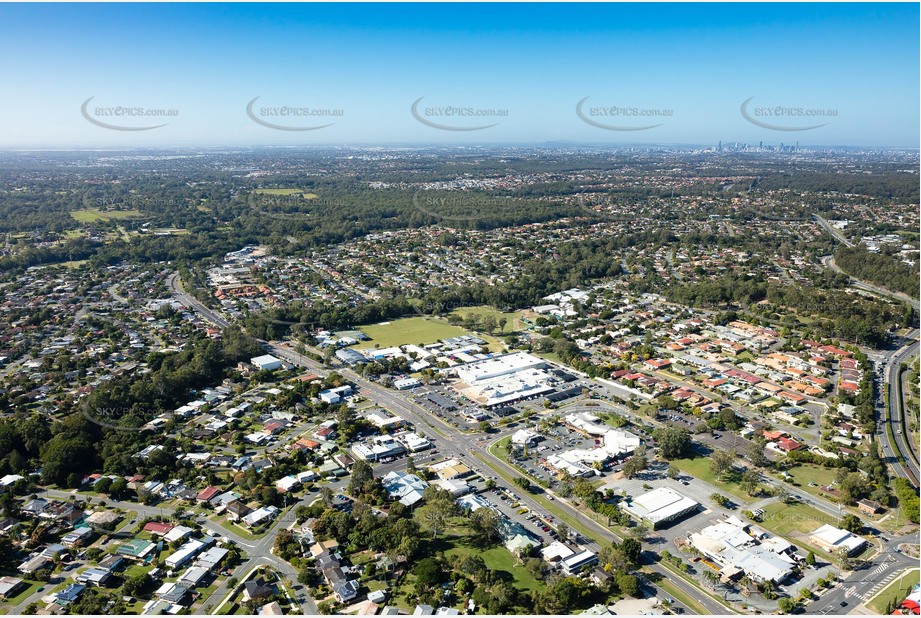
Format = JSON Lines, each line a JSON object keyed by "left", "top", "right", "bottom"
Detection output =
{"left": 841, "top": 563, "right": 903, "bottom": 603}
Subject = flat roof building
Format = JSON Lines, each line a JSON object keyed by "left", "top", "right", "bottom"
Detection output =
{"left": 809, "top": 525, "right": 867, "bottom": 556}
{"left": 251, "top": 354, "right": 283, "bottom": 371}
{"left": 623, "top": 487, "right": 698, "bottom": 529}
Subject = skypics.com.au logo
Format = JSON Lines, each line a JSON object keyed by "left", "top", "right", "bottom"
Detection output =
{"left": 411, "top": 97, "right": 508, "bottom": 132}
{"left": 576, "top": 97, "right": 672, "bottom": 131}
{"left": 82, "top": 404, "right": 154, "bottom": 432}
{"left": 246, "top": 97, "right": 343, "bottom": 131}
{"left": 740, "top": 96, "right": 836, "bottom": 131}
{"left": 81, "top": 97, "right": 178, "bottom": 131}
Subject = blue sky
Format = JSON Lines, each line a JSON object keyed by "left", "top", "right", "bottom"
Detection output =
{"left": 0, "top": 3, "right": 917, "bottom": 147}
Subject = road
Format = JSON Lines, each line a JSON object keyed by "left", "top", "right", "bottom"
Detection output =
{"left": 814, "top": 214, "right": 853, "bottom": 248}
{"left": 804, "top": 543, "right": 918, "bottom": 613}
{"left": 878, "top": 335, "right": 920, "bottom": 486}
{"left": 28, "top": 487, "right": 318, "bottom": 615}
{"left": 820, "top": 255, "right": 920, "bottom": 313}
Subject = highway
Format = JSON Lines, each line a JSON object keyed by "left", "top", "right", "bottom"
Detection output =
{"left": 814, "top": 214, "right": 853, "bottom": 248}
{"left": 878, "top": 335, "right": 920, "bottom": 486}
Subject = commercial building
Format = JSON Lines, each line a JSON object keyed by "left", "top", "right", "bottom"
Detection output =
{"left": 456, "top": 352, "right": 546, "bottom": 384}
{"left": 352, "top": 436, "right": 406, "bottom": 462}
{"left": 382, "top": 471, "right": 428, "bottom": 507}
{"left": 689, "top": 517, "right": 796, "bottom": 584}
{"left": 399, "top": 432, "right": 432, "bottom": 452}
{"left": 251, "top": 354, "right": 283, "bottom": 371}
{"left": 319, "top": 385, "right": 353, "bottom": 404}
{"left": 623, "top": 487, "right": 699, "bottom": 529}
{"left": 428, "top": 458, "right": 472, "bottom": 480}
{"left": 809, "top": 525, "right": 867, "bottom": 556}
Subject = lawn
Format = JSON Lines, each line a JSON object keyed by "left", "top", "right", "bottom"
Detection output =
{"left": 758, "top": 501, "right": 841, "bottom": 563}
{"left": 359, "top": 317, "right": 470, "bottom": 348}
{"left": 445, "top": 545, "right": 543, "bottom": 592}
{"left": 867, "top": 568, "right": 920, "bottom": 614}
{"left": 70, "top": 208, "right": 143, "bottom": 222}
{"left": 760, "top": 501, "right": 835, "bottom": 536}
{"left": 2, "top": 579, "right": 44, "bottom": 605}
{"left": 784, "top": 464, "right": 840, "bottom": 499}
{"left": 671, "top": 455, "right": 755, "bottom": 504}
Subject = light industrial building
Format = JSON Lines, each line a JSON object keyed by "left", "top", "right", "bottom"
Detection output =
{"left": 623, "top": 487, "right": 698, "bottom": 529}
{"left": 251, "top": 354, "right": 283, "bottom": 371}
{"left": 809, "top": 525, "right": 867, "bottom": 556}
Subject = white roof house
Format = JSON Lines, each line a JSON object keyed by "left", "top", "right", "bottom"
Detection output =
{"left": 163, "top": 525, "right": 194, "bottom": 544}
{"left": 276, "top": 475, "right": 301, "bottom": 493}
{"left": 352, "top": 436, "right": 406, "bottom": 462}
{"left": 432, "top": 478, "right": 471, "bottom": 497}
{"left": 165, "top": 539, "right": 209, "bottom": 569}
{"left": 561, "top": 549, "right": 599, "bottom": 575}
{"left": 195, "top": 547, "right": 229, "bottom": 571}
{"left": 510, "top": 428, "right": 542, "bottom": 446}
{"left": 177, "top": 566, "right": 209, "bottom": 587}
{"left": 393, "top": 377, "right": 421, "bottom": 390}
{"left": 242, "top": 506, "right": 280, "bottom": 528}
{"left": 541, "top": 541, "right": 576, "bottom": 562}
{"left": 319, "top": 385, "right": 353, "bottom": 404}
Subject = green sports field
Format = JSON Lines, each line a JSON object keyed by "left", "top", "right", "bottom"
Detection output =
{"left": 70, "top": 208, "right": 143, "bottom": 222}
{"left": 359, "top": 317, "right": 469, "bottom": 348}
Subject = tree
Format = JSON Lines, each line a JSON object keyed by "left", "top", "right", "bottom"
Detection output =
{"left": 667, "top": 464, "right": 680, "bottom": 479}
{"left": 418, "top": 495, "right": 454, "bottom": 539}
{"left": 710, "top": 448, "right": 737, "bottom": 479}
{"left": 739, "top": 469, "right": 760, "bottom": 496}
{"left": 747, "top": 440, "right": 769, "bottom": 468}
{"left": 623, "top": 447, "right": 648, "bottom": 479}
{"left": 484, "top": 315, "right": 501, "bottom": 335}
{"left": 468, "top": 507, "right": 502, "bottom": 547}
{"left": 348, "top": 459, "right": 374, "bottom": 496}
{"left": 805, "top": 550, "right": 816, "bottom": 566}
{"left": 777, "top": 597, "right": 796, "bottom": 614}
{"left": 619, "top": 537, "right": 643, "bottom": 567}
{"left": 839, "top": 514, "right": 863, "bottom": 534}
{"left": 557, "top": 522, "right": 570, "bottom": 543}
{"left": 513, "top": 476, "right": 531, "bottom": 492}
{"left": 615, "top": 572, "right": 639, "bottom": 597}
{"left": 413, "top": 557, "right": 444, "bottom": 589}
{"left": 652, "top": 426, "right": 691, "bottom": 459}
